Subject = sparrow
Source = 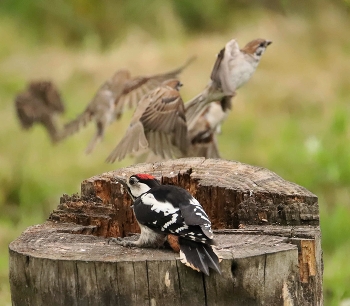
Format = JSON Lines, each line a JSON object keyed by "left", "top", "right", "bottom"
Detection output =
{"left": 15, "top": 81, "right": 65, "bottom": 143}
{"left": 185, "top": 38, "right": 272, "bottom": 130}
{"left": 113, "top": 56, "right": 195, "bottom": 119}
{"left": 106, "top": 79, "right": 188, "bottom": 163}
{"left": 133, "top": 96, "right": 232, "bottom": 162}
{"left": 59, "top": 70, "right": 129, "bottom": 154}
{"left": 113, "top": 174, "right": 221, "bottom": 275}
{"left": 187, "top": 96, "right": 232, "bottom": 158}
{"left": 59, "top": 57, "right": 194, "bottom": 154}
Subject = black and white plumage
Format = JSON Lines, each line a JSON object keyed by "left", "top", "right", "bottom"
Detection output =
{"left": 114, "top": 174, "right": 221, "bottom": 275}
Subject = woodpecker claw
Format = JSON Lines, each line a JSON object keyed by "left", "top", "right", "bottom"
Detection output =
{"left": 108, "top": 237, "right": 138, "bottom": 247}
{"left": 107, "top": 237, "right": 122, "bottom": 245}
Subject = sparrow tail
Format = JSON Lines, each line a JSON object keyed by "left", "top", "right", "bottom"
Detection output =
{"left": 185, "top": 83, "right": 224, "bottom": 130}
{"left": 85, "top": 122, "right": 105, "bottom": 154}
{"left": 40, "top": 115, "right": 61, "bottom": 144}
{"left": 178, "top": 238, "right": 221, "bottom": 276}
{"left": 59, "top": 111, "right": 92, "bottom": 140}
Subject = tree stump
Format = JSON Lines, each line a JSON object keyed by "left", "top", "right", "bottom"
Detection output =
{"left": 9, "top": 158, "right": 323, "bottom": 306}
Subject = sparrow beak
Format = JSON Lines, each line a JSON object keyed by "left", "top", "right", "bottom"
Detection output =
{"left": 266, "top": 40, "right": 272, "bottom": 47}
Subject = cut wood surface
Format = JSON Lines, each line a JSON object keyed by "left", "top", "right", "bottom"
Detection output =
{"left": 9, "top": 158, "right": 323, "bottom": 306}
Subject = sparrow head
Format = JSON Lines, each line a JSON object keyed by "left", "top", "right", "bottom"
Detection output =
{"left": 162, "top": 79, "right": 183, "bottom": 91}
{"left": 127, "top": 173, "right": 161, "bottom": 198}
{"left": 241, "top": 39, "right": 272, "bottom": 61}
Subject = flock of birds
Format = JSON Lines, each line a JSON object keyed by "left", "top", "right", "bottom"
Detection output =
{"left": 14, "top": 38, "right": 273, "bottom": 275}
{"left": 15, "top": 38, "right": 271, "bottom": 163}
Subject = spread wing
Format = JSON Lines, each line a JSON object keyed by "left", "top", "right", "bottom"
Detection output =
{"left": 210, "top": 47, "right": 225, "bottom": 87}
{"left": 14, "top": 87, "right": 61, "bottom": 142}
{"left": 106, "top": 82, "right": 188, "bottom": 162}
{"left": 210, "top": 39, "right": 240, "bottom": 95}
{"left": 114, "top": 57, "right": 195, "bottom": 119}
{"left": 140, "top": 86, "right": 188, "bottom": 157}
{"left": 15, "top": 92, "right": 44, "bottom": 129}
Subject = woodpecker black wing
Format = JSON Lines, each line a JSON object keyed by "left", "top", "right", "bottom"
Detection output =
{"left": 133, "top": 185, "right": 213, "bottom": 243}
{"left": 131, "top": 184, "right": 221, "bottom": 275}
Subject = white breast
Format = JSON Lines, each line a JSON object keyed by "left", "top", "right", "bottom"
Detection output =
{"left": 230, "top": 55, "right": 258, "bottom": 90}
{"left": 205, "top": 102, "right": 228, "bottom": 131}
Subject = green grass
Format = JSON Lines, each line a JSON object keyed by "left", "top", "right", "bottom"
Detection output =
{"left": 1, "top": 2, "right": 350, "bottom": 305}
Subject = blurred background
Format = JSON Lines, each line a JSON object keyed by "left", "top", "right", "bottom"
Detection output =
{"left": 1, "top": 0, "right": 350, "bottom": 304}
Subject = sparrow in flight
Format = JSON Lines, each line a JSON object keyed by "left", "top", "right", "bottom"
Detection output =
{"left": 15, "top": 81, "right": 65, "bottom": 143}
{"left": 59, "top": 57, "right": 194, "bottom": 154}
{"left": 106, "top": 79, "right": 188, "bottom": 162}
{"left": 187, "top": 96, "right": 232, "bottom": 158}
{"left": 185, "top": 38, "right": 271, "bottom": 130}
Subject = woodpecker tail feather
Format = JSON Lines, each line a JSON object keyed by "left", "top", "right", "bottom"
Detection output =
{"left": 179, "top": 238, "right": 221, "bottom": 275}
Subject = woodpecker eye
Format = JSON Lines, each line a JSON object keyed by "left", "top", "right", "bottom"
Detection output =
{"left": 259, "top": 42, "right": 265, "bottom": 48}
{"left": 129, "top": 177, "right": 138, "bottom": 185}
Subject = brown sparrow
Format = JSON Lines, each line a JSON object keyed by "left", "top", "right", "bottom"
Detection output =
{"left": 60, "top": 70, "right": 129, "bottom": 154}
{"left": 60, "top": 57, "right": 194, "bottom": 154}
{"left": 106, "top": 79, "right": 188, "bottom": 163}
{"left": 113, "top": 56, "right": 195, "bottom": 119}
{"left": 187, "top": 96, "right": 232, "bottom": 158}
{"left": 185, "top": 38, "right": 272, "bottom": 130}
{"left": 15, "top": 81, "right": 65, "bottom": 143}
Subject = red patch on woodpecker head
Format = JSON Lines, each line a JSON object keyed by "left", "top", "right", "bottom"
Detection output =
{"left": 136, "top": 173, "right": 155, "bottom": 180}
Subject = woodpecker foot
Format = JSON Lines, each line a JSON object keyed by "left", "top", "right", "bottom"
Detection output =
{"left": 107, "top": 237, "right": 137, "bottom": 247}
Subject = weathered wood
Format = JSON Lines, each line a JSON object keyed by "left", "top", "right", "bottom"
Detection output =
{"left": 9, "top": 158, "right": 323, "bottom": 305}
{"left": 50, "top": 158, "right": 318, "bottom": 238}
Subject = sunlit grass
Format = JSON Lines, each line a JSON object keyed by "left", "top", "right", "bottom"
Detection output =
{"left": 1, "top": 3, "right": 350, "bottom": 305}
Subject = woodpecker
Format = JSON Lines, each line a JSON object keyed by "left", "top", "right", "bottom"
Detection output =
{"left": 114, "top": 174, "right": 221, "bottom": 275}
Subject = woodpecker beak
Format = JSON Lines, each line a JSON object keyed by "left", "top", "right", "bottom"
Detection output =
{"left": 266, "top": 40, "right": 272, "bottom": 47}
{"left": 114, "top": 177, "right": 135, "bottom": 200}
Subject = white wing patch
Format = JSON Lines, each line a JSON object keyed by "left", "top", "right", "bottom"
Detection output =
{"left": 189, "top": 198, "right": 201, "bottom": 206}
{"left": 162, "top": 213, "right": 178, "bottom": 231}
{"left": 141, "top": 193, "right": 179, "bottom": 215}
{"left": 174, "top": 224, "right": 189, "bottom": 233}
{"left": 190, "top": 198, "right": 211, "bottom": 224}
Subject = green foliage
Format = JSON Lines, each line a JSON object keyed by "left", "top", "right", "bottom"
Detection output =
{"left": 322, "top": 206, "right": 350, "bottom": 304}
{"left": 0, "top": 1, "right": 350, "bottom": 305}
{"left": 0, "top": 0, "right": 348, "bottom": 48}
